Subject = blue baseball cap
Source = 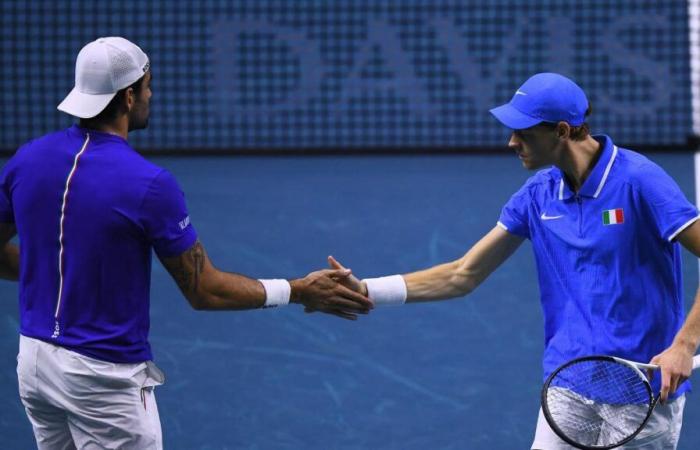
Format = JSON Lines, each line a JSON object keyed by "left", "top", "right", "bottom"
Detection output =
{"left": 489, "top": 73, "right": 589, "bottom": 130}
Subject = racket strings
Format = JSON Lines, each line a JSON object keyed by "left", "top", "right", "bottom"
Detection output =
{"left": 545, "top": 360, "right": 652, "bottom": 447}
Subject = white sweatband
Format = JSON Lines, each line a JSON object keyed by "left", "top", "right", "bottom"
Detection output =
{"left": 363, "top": 275, "right": 407, "bottom": 306}
{"left": 259, "top": 279, "right": 291, "bottom": 308}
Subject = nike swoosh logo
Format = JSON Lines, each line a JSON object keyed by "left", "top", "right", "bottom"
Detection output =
{"left": 540, "top": 212, "right": 564, "bottom": 220}
{"left": 515, "top": 90, "right": 528, "bottom": 96}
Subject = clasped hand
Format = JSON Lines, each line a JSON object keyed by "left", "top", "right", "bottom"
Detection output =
{"left": 297, "top": 256, "right": 370, "bottom": 320}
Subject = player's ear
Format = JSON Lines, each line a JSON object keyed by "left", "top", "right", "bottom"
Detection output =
{"left": 124, "top": 87, "right": 135, "bottom": 112}
{"left": 556, "top": 121, "right": 570, "bottom": 140}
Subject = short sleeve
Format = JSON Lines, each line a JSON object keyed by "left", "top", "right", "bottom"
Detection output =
{"left": 140, "top": 170, "right": 198, "bottom": 257}
{"left": 0, "top": 158, "right": 16, "bottom": 223}
{"left": 637, "top": 164, "right": 699, "bottom": 242}
{"left": 498, "top": 183, "right": 532, "bottom": 238}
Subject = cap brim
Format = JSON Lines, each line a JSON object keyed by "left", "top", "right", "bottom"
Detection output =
{"left": 57, "top": 87, "right": 117, "bottom": 119}
{"left": 489, "top": 103, "right": 542, "bottom": 130}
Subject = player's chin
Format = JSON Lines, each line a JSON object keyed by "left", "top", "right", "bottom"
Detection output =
{"left": 129, "top": 117, "right": 150, "bottom": 131}
{"left": 521, "top": 159, "right": 544, "bottom": 170}
{"left": 520, "top": 159, "right": 534, "bottom": 170}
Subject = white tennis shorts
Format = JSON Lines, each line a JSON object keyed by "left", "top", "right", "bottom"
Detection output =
{"left": 531, "top": 393, "right": 686, "bottom": 449}
{"left": 16, "top": 335, "right": 165, "bottom": 450}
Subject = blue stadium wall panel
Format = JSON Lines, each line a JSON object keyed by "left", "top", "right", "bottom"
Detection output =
{"left": 1, "top": 0, "right": 692, "bottom": 150}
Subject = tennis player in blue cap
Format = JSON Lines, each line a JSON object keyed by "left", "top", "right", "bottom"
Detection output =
{"left": 326, "top": 72, "right": 700, "bottom": 449}
{"left": 0, "top": 37, "right": 371, "bottom": 449}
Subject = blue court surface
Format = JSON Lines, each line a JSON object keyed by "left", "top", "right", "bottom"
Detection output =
{"left": 1, "top": 152, "right": 699, "bottom": 449}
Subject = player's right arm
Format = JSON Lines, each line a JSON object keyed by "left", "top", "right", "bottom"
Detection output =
{"left": 145, "top": 170, "right": 371, "bottom": 319}
{"left": 329, "top": 226, "right": 524, "bottom": 303}
{"left": 403, "top": 226, "right": 524, "bottom": 302}
{"left": 160, "top": 240, "right": 372, "bottom": 319}
{"left": 391, "top": 177, "right": 531, "bottom": 303}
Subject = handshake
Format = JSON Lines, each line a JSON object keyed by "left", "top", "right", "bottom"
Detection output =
{"left": 291, "top": 256, "right": 372, "bottom": 320}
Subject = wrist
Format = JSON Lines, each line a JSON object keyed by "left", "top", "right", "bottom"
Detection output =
{"left": 360, "top": 281, "right": 368, "bottom": 297}
{"left": 258, "top": 279, "right": 291, "bottom": 308}
{"left": 673, "top": 337, "right": 699, "bottom": 354}
{"left": 289, "top": 279, "right": 303, "bottom": 304}
{"left": 363, "top": 275, "right": 406, "bottom": 306}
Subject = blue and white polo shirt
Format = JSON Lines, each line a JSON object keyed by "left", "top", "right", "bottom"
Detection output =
{"left": 498, "top": 135, "right": 700, "bottom": 398}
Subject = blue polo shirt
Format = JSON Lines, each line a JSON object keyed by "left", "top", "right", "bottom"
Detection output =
{"left": 498, "top": 135, "right": 699, "bottom": 398}
{"left": 0, "top": 125, "right": 197, "bottom": 363}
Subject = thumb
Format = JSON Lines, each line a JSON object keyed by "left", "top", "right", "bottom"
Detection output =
{"left": 328, "top": 255, "right": 346, "bottom": 270}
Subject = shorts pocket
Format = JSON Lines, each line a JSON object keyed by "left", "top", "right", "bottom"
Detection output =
{"left": 16, "top": 336, "right": 39, "bottom": 399}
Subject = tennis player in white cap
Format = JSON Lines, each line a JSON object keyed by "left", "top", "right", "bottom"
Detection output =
{"left": 0, "top": 37, "right": 371, "bottom": 449}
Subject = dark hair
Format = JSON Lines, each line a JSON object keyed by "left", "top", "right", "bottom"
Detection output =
{"left": 568, "top": 103, "right": 592, "bottom": 141}
{"left": 79, "top": 75, "right": 146, "bottom": 125}
{"left": 538, "top": 103, "right": 592, "bottom": 141}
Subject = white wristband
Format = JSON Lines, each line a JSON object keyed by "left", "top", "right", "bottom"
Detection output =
{"left": 363, "top": 275, "right": 407, "bottom": 306}
{"left": 259, "top": 279, "right": 291, "bottom": 308}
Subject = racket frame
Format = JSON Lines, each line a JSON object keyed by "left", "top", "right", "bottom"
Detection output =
{"left": 541, "top": 355, "right": 656, "bottom": 450}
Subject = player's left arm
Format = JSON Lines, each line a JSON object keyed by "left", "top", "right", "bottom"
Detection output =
{"left": 652, "top": 219, "right": 700, "bottom": 402}
{"left": 0, "top": 223, "right": 18, "bottom": 280}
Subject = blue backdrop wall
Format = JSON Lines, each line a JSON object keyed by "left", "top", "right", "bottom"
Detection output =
{"left": 1, "top": 0, "right": 693, "bottom": 150}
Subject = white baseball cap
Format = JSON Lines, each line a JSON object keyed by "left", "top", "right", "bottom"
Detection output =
{"left": 57, "top": 37, "right": 150, "bottom": 119}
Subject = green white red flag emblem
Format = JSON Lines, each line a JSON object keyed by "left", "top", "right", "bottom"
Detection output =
{"left": 602, "top": 208, "right": 624, "bottom": 225}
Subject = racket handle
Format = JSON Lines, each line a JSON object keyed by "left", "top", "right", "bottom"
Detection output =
{"left": 693, "top": 354, "right": 700, "bottom": 371}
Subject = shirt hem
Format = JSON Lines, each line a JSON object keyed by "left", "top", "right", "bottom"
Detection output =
{"left": 19, "top": 332, "right": 153, "bottom": 364}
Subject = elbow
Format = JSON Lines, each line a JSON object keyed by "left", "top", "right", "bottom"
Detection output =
{"left": 189, "top": 298, "right": 206, "bottom": 310}
{"left": 462, "top": 282, "right": 476, "bottom": 297}
{"left": 453, "top": 280, "right": 476, "bottom": 297}
{"left": 449, "top": 267, "right": 478, "bottom": 297}
{"left": 184, "top": 273, "right": 222, "bottom": 310}
{"left": 186, "top": 291, "right": 213, "bottom": 311}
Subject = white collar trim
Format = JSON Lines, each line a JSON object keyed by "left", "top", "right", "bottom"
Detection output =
{"left": 558, "top": 178, "right": 564, "bottom": 200}
{"left": 592, "top": 145, "right": 618, "bottom": 198}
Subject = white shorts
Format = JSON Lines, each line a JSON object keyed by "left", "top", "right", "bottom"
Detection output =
{"left": 16, "top": 335, "right": 165, "bottom": 450}
{"left": 531, "top": 393, "right": 686, "bottom": 449}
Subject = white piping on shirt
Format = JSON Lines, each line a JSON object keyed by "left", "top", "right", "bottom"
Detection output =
{"left": 592, "top": 145, "right": 618, "bottom": 198}
{"left": 52, "top": 133, "right": 90, "bottom": 338}
{"left": 668, "top": 214, "right": 700, "bottom": 242}
{"left": 558, "top": 179, "right": 564, "bottom": 200}
{"left": 558, "top": 145, "right": 619, "bottom": 200}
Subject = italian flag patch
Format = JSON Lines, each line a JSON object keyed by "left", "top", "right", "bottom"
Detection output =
{"left": 602, "top": 208, "right": 624, "bottom": 225}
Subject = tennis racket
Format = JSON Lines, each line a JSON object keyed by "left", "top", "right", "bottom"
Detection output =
{"left": 541, "top": 354, "right": 700, "bottom": 449}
